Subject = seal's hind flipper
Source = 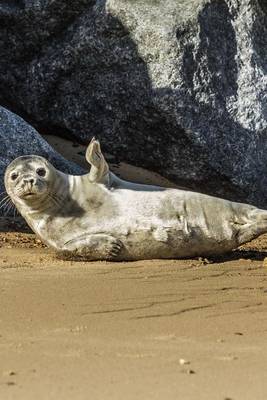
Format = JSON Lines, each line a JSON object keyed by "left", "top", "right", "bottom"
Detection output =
{"left": 236, "top": 207, "right": 267, "bottom": 245}
{"left": 86, "top": 138, "right": 110, "bottom": 186}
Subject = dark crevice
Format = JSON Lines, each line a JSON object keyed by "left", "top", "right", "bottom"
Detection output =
{"left": 0, "top": 0, "right": 25, "bottom": 11}
{"left": 0, "top": 96, "right": 79, "bottom": 143}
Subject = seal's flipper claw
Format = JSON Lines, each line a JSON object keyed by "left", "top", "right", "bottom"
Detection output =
{"left": 63, "top": 234, "right": 123, "bottom": 260}
{"left": 106, "top": 239, "right": 123, "bottom": 259}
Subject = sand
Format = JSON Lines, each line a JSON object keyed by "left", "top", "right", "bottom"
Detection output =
{"left": 1, "top": 136, "right": 267, "bottom": 399}
{"left": 1, "top": 223, "right": 267, "bottom": 400}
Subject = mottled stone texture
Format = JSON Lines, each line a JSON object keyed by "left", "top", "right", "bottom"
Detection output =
{"left": 0, "top": 106, "right": 83, "bottom": 210}
{"left": 0, "top": 0, "right": 266, "bottom": 205}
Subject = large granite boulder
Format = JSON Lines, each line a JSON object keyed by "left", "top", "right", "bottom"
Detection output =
{"left": 0, "top": 106, "right": 83, "bottom": 214}
{"left": 0, "top": 0, "right": 266, "bottom": 206}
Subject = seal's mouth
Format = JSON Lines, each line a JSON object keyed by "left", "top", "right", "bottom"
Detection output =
{"left": 21, "top": 192, "right": 36, "bottom": 198}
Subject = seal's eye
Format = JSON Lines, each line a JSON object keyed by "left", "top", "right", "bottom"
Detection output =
{"left": 36, "top": 168, "right": 46, "bottom": 177}
{"left": 11, "top": 172, "right": 18, "bottom": 181}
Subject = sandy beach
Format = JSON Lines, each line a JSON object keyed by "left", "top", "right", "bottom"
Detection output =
{"left": 0, "top": 220, "right": 267, "bottom": 400}
{"left": 1, "top": 137, "right": 267, "bottom": 399}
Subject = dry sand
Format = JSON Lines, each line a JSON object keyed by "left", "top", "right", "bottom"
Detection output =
{"left": 1, "top": 136, "right": 267, "bottom": 399}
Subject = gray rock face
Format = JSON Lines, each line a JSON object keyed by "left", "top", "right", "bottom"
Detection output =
{"left": 0, "top": 106, "right": 83, "bottom": 214}
{"left": 0, "top": 0, "right": 266, "bottom": 206}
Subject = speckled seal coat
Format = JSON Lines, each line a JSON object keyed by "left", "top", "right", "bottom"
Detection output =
{"left": 4, "top": 145, "right": 267, "bottom": 260}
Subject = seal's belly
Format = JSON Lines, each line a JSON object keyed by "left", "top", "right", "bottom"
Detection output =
{"left": 37, "top": 210, "right": 239, "bottom": 260}
{"left": 30, "top": 190, "right": 241, "bottom": 260}
{"left": 112, "top": 192, "right": 240, "bottom": 259}
{"left": 114, "top": 222, "right": 238, "bottom": 260}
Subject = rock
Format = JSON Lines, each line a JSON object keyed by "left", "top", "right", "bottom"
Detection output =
{"left": 0, "top": 0, "right": 266, "bottom": 206}
{"left": 0, "top": 106, "right": 83, "bottom": 215}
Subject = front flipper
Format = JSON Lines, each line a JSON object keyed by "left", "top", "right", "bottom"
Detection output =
{"left": 86, "top": 138, "right": 110, "bottom": 186}
{"left": 61, "top": 233, "right": 122, "bottom": 260}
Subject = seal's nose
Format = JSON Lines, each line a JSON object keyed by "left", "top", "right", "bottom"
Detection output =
{"left": 23, "top": 177, "right": 35, "bottom": 185}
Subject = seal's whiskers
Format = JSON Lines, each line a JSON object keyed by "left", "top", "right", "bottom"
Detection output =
{"left": 5, "top": 202, "right": 14, "bottom": 216}
{"left": 13, "top": 204, "right": 18, "bottom": 219}
{"left": 0, "top": 195, "right": 16, "bottom": 216}
{"left": 0, "top": 194, "right": 10, "bottom": 206}
{"left": 0, "top": 197, "right": 12, "bottom": 210}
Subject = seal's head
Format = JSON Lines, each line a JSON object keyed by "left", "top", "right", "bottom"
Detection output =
{"left": 4, "top": 155, "right": 58, "bottom": 207}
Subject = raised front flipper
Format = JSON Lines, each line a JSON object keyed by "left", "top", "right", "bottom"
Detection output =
{"left": 86, "top": 138, "right": 110, "bottom": 186}
{"left": 61, "top": 233, "right": 122, "bottom": 260}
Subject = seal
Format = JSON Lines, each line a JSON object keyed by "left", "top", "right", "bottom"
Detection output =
{"left": 4, "top": 140, "right": 267, "bottom": 260}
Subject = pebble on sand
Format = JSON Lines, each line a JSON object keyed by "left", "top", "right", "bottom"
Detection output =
{"left": 179, "top": 358, "right": 190, "bottom": 365}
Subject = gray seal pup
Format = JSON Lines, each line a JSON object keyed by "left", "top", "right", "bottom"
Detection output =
{"left": 4, "top": 140, "right": 267, "bottom": 260}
